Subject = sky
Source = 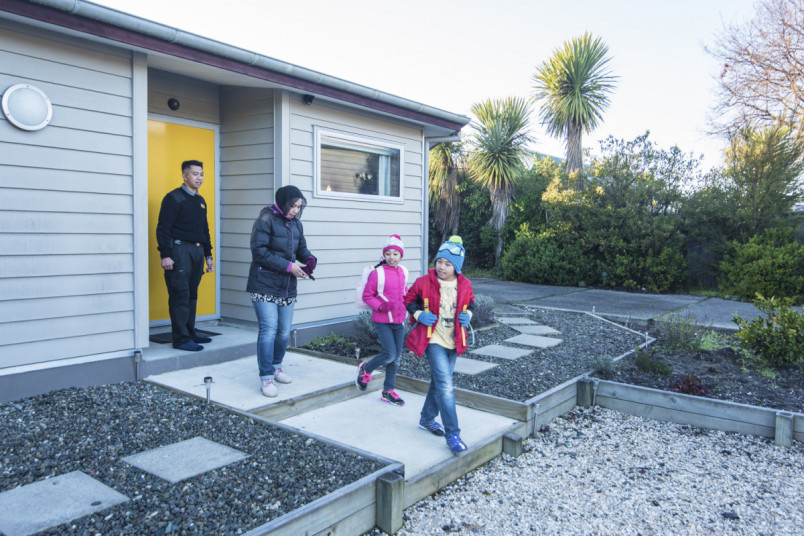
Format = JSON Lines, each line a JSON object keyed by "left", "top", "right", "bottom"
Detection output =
{"left": 92, "top": 0, "right": 760, "bottom": 170}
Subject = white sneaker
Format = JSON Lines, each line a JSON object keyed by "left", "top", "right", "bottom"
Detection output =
{"left": 274, "top": 368, "right": 292, "bottom": 384}
{"left": 261, "top": 378, "right": 278, "bottom": 397}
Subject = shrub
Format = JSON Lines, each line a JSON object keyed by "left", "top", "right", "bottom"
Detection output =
{"left": 671, "top": 374, "right": 709, "bottom": 396}
{"left": 471, "top": 294, "right": 495, "bottom": 328}
{"left": 500, "top": 228, "right": 598, "bottom": 286}
{"left": 734, "top": 294, "right": 804, "bottom": 367}
{"left": 719, "top": 227, "right": 804, "bottom": 302}
{"left": 653, "top": 313, "right": 699, "bottom": 352}
{"left": 634, "top": 350, "right": 673, "bottom": 376}
{"left": 591, "top": 355, "right": 615, "bottom": 377}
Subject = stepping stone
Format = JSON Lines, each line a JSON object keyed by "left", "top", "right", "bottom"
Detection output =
{"left": 504, "top": 334, "right": 563, "bottom": 348}
{"left": 0, "top": 471, "right": 128, "bottom": 536}
{"left": 512, "top": 325, "right": 561, "bottom": 336}
{"left": 454, "top": 358, "right": 498, "bottom": 375}
{"left": 122, "top": 437, "right": 248, "bottom": 483}
{"left": 469, "top": 344, "right": 531, "bottom": 360}
{"left": 495, "top": 317, "right": 536, "bottom": 325}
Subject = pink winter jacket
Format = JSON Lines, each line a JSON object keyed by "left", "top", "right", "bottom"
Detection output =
{"left": 362, "top": 264, "right": 407, "bottom": 324}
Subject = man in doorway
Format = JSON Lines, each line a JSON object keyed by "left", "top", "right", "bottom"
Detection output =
{"left": 156, "top": 160, "right": 215, "bottom": 351}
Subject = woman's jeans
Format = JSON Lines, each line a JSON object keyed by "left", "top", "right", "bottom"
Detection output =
{"left": 364, "top": 322, "right": 404, "bottom": 391}
{"left": 252, "top": 300, "right": 295, "bottom": 379}
{"left": 421, "top": 343, "right": 460, "bottom": 436}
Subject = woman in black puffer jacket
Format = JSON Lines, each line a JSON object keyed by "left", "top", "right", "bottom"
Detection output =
{"left": 246, "top": 185, "right": 316, "bottom": 397}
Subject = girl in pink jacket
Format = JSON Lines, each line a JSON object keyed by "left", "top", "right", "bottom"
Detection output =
{"left": 356, "top": 235, "right": 409, "bottom": 406}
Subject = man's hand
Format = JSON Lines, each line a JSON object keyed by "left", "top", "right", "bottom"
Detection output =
{"left": 161, "top": 257, "right": 174, "bottom": 271}
{"left": 206, "top": 258, "right": 215, "bottom": 273}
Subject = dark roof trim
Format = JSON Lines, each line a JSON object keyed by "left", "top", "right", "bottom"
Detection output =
{"left": 3, "top": 0, "right": 469, "bottom": 131}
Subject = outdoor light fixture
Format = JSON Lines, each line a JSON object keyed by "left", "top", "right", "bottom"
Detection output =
{"left": 2, "top": 83, "right": 53, "bottom": 131}
{"left": 303, "top": 94, "right": 314, "bottom": 105}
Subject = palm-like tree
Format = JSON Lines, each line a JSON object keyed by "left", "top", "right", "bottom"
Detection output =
{"left": 429, "top": 142, "right": 464, "bottom": 245}
{"left": 467, "top": 97, "right": 533, "bottom": 267}
{"left": 532, "top": 32, "right": 617, "bottom": 188}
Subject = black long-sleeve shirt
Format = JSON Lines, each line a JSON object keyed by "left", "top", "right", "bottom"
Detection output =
{"left": 156, "top": 186, "right": 212, "bottom": 259}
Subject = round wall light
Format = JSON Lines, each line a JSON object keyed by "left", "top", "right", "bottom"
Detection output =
{"left": 2, "top": 84, "right": 53, "bottom": 131}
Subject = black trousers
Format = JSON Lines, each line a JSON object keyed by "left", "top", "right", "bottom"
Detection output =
{"left": 164, "top": 241, "right": 205, "bottom": 346}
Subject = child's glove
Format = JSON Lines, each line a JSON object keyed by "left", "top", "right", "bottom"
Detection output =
{"left": 377, "top": 302, "right": 392, "bottom": 313}
{"left": 458, "top": 311, "right": 471, "bottom": 327}
{"left": 417, "top": 311, "right": 437, "bottom": 326}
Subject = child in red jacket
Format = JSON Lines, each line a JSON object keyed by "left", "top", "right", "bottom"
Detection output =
{"left": 356, "top": 235, "right": 409, "bottom": 406}
{"left": 404, "top": 236, "right": 474, "bottom": 453}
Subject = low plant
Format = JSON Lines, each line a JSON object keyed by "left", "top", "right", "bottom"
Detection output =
{"left": 634, "top": 350, "right": 673, "bottom": 376}
{"left": 734, "top": 294, "right": 804, "bottom": 367}
{"left": 591, "top": 355, "right": 615, "bottom": 377}
{"left": 307, "top": 333, "right": 355, "bottom": 351}
{"left": 352, "top": 310, "right": 377, "bottom": 347}
{"left": 671, "top": 374, "right": 709, "bottom": 396}
{"left": 697, "top": 330, "right": 730, "bottom": 352}
{"left": 653, "top": 313, "right": 699, "bottom": 352}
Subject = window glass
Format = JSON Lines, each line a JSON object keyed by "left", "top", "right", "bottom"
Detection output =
{"left": 316, "top": 130, "right": 403, "bottom": 201}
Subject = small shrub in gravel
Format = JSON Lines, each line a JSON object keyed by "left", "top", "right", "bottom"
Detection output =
{"left": 590, "top": 355, "right": 615, "bottom": 378}
{"left": 470, "top": 294, "right": 495, "bottom": 328}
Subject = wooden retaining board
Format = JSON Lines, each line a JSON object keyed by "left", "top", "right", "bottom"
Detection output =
{"left": 403, "top": 423, "right": 523, "bottom": 508}
{"left": 595, "top": 380, "right": 803, "bottom": 440}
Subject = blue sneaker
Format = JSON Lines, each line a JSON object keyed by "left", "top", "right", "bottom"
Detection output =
{"left": 418, "top": 419, "right": 445, "bottom": 436}
{"left": 445, "top": 433, "right": 467, "bottom": 453}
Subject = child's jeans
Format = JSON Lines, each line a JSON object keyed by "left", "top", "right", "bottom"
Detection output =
{"left": 421, "top": 343, "right": 460, "bottom": 436}
{"left": 364, "top": 322, "right": 404, "bottom": 391}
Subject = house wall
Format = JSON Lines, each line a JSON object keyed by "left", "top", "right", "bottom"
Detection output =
{"left": 225, "top": 97, "right": 425, "bottom": 327}
{"left": 0, "top": 20, "right": 137, "bottom": 368}
{"left": 148, "top": 70, "right": 220, "bottom": 124}
{"left": 218, "top": 87, "right": 275, "bottom": 322}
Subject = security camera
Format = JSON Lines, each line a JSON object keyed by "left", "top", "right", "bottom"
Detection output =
{"left": 167, "top": 98, "right": 180, "bottom": 111}
{"left": 303, "top": 94, "right": 314, "bottom": 105}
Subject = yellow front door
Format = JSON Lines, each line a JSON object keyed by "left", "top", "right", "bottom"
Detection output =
{"left": 148, "top": 120, "right": 217, "bottom": 323}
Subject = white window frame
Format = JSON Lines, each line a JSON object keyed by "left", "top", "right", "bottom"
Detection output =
{"left": 314, "top": 127, "right": 405, "bottom": 204}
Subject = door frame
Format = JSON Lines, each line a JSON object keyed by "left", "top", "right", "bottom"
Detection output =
{"left": 146, "top": 113, "right": 221, "bottom": 328}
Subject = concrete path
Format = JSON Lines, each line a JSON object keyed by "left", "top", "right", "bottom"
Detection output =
{"left": 471, "top": 277, "right": 772, "bottom": 330}
{"left": 146, "top": 353, "right": 518, "bottom": 481}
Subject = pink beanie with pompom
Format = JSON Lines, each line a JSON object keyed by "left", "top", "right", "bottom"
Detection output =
{"left": 383, "top": 235, "right": 404, "bottom": 257}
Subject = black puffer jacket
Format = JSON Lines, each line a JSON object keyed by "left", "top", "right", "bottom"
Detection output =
{"left": 246, "top": 204, "right": 313, "bottom": 298}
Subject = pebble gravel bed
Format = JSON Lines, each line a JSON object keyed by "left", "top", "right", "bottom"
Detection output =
{"left": 367, "top": 406, "right": 804, "bottom": 536}
{"left": 0, "top": 382, "right": 382, "bottom": 535}
{"left": 398, "top": 307, "right": 645, "bottom": 401}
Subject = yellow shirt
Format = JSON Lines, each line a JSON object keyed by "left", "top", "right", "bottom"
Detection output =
{"left": 429, "top": 278, "right": 458, "bottom": 349}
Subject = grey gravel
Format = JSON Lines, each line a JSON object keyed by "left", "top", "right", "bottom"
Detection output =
{"left": 399, "top": 308, "right": 645, "bottom": 401}
{"left": 0, "top": 382, "right": 382, "bottom": 535}
{"left": 370, "top": 407, "right": 804, "bottom": 536}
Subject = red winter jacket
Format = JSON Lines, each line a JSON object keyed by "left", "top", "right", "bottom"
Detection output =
{"left": 404, "top": 268, "right": 475, "bottom": 357}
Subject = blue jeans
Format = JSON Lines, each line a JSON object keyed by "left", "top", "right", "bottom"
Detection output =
{"left": 364, "top": 322, "right": 404, "bottom": 391}
{"left": 252, "top": 300, "right": 295, "bottom": 379}
{"left": 421, "top": 344, "right": 460, "bottom": 436}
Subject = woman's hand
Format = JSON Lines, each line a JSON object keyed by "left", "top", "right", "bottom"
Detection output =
{"left": 290, "top": 261, "right": 307, "bottom": 279}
